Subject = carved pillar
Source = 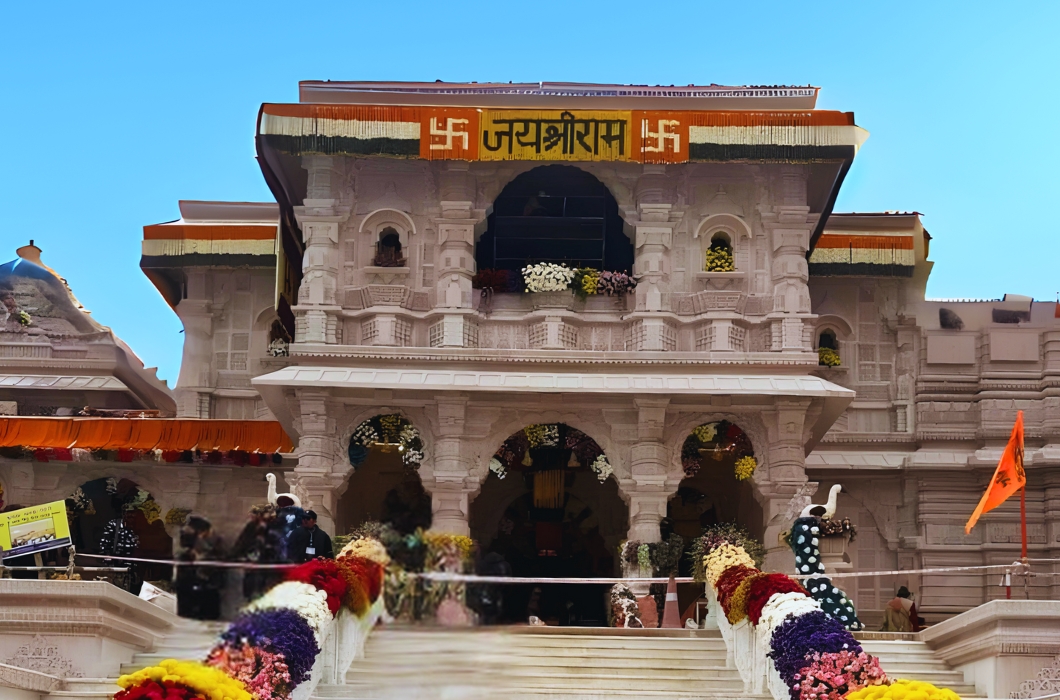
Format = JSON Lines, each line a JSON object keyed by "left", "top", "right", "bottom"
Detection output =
{"left": 432, "top": 191, "right": 482, "bottom": 347}
{"left": 288, "top": 389, "right": 345, "bottom": 534}
{"left": 757, "top": 398, "right": 813, "bottom": 570}
{"left": 173, "top": 270, "right": 213, "bottom": 418}
{"left": 293, "top": 156, "right": 349, "bottom": 344}
{"left": 765, "top": 166, "right": 814, "bottom": 351}
{"left": 427, "top": 396, "right": 475, "bottom": 535}
{"left": 627, "top": 398, "right": 672, "bottom": 543}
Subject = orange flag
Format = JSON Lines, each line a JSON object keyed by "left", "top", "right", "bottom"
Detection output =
{"left": 965, "top": 411, "right": 1026, "bottom": 534}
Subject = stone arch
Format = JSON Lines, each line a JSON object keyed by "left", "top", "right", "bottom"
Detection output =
{"left": 475, "top": 164, "right": 633, "bottom": 274}
{"left": 468, "top": 420, "right": 630, "bottom": 620}
{"left": 358, "top": 208, "right": 417, "bottom": 247}
{"left": 472, "top": 409, "right": 625, "bottom": 490}
{"left": 694, "top": 212, "right": 753, "bottom": 242}
{"left": 664, "top": 413, "right": 771, "bottom": 547}
{"left": 65, "top": 476, "right": 173, "bottom": 569}
{"left": 333, "top": 408, "right": 432, "bottom": 535}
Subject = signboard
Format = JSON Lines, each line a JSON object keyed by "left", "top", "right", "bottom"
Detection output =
{"left": 0, "top": 501, "right": 72, "bottom": 560}
{"left": 258, "top": 104, "right": 861, "bottom": 164}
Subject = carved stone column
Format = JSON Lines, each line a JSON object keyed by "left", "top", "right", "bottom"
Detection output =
{"left": 627, "top": 398, "right": 673, "bottom": 543}
{"left": 764, "top": 166, "right": 814, "bottom": 351}
{"left": 293, "top": 156, "right": 349, "bottom": 344}
{"left": 173, "top": 270, "right": 213, "bottom": 418}
{"left": 757, "top": 398, "right": 813, "bottom": 570}
{"left": 432, "top": 195, "right": 483, "bottom": 347}
{"left": 288, "top": 389, "right": 345, "bottom": 534}
{"left": 427, "top": 396, "right": 475, "bottom": 535}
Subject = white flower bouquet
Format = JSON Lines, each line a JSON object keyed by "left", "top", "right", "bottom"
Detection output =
{"left": 591, "top": 454, "right": 613, "bottom": 482}
{"left": 521, "top": 263, "right": 574, "bottom": 293}
{"left": 705, "top": 543, "right": 757, "bottom": 587}
{"left": 756, "top": 590, "right": 821, "bottom": 637}
{"left": 244, "top": 581, "right": 333, "bottom": 643}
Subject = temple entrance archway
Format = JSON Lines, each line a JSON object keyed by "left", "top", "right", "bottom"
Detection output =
{"left": 469, "top": 423, "right": 628, "bottom": 625}
{"left": 336, "top": 414, "right": 431, "bottom": 536}
{"left": 65, "top": 477, "right": 172, "bottom": 586}
{"left": 668, "top": 420, "right": 763, "bottom": 578}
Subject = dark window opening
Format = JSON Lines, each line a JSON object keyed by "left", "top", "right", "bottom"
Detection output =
{"left": 476, "top": 165, "right": 632, "bottom": 273}
{"left": 818, "top": 329, "right": 838, "bottom": 350}
{"left": 373, "top": 228, "right": 406, "bottom": 267}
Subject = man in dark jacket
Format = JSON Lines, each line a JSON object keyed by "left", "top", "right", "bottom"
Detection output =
{"left": 287, "top": 510, "right": 333, "bottom": 563}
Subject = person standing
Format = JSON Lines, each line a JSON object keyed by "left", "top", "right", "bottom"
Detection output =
{"left": 286, "top": 511, "right": 332, "bottom": 564}
{"left": 231, "top": 504, "right": 283, "bottom": 600}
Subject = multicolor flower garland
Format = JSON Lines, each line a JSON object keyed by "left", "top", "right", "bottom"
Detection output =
{"left": 700, "top": 536, "right": 962, "bottom": 700}
{"left": 114, "top": 536, "right": 391, "bottom": 700}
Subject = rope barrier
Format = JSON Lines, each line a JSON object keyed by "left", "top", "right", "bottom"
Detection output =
{"left": 70, "top": 553, "right": 1060, "bottom": 583}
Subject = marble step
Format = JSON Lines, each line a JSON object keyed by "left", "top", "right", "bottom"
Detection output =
{"left": 316, "top": 687, "right": 769, "bottom": 700}
{"left": 46, "top": 678, "right": 119, "bottom": 700}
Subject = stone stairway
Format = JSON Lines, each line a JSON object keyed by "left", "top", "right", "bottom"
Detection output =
{"left": 42, "top": 619, "right": 223, "bottom": 700}
{"left": 859, "top": 634, "right": 979, "bottom": 698}
{"left": 118, "top": 618, "right": 225, "bottom": 675}
{"left": 313, "top": 626, "right": 769, "bottom": 700}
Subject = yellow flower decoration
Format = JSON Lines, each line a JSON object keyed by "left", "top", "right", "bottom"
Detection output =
{"left": 704, "top": 543, "right": 756, "bottom": 587}
{"left": 422, "top": 531, "right": 474, "bottom": 560}
{"left": 118, "top": 659, "right": 253, "bottom": 700}
{"left": 704, "top": 247, "right": 735, "bottom": 272}
{"left": 339, "top": 537, "right": 391, "bottom": 566}
{"left": 847, "top": 679, "right": 961, "bottom": 700}
{"left": 726, "top": 572, "right": 767, "bottom": 624}
{"left": 692, "top": 423, "right": 717, "bottom": 443}
{"left": 818, "top": 347, "right": 841, "bottom": 367}
{"left": 734, "top": 455, "right": 757, "bottom": 481}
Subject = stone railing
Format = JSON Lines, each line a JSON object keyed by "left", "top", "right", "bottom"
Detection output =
{"left": 708, "top": 583, "right": 788, "bottom": 700}
{"left": 921, "top": 599, "right": 1060, "bottom": 698}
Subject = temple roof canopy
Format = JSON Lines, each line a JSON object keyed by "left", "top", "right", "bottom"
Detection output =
{"left": 298, "top": 80, "right": 821, "bottom": 110}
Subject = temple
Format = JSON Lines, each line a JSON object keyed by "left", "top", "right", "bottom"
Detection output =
{"left": 1, "top": 80, "right": 1059, "bottom": 699}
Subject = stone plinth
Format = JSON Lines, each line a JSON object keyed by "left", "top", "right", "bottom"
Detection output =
{"left": 921, "top": 599, "right": 1060, "bottom": 698}
{"left": 0, "top": 579, "right": 177, "bottom": 680}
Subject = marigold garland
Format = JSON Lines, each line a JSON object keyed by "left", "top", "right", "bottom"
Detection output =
{"left": 117, "top": 659, "right": 254, "bottom": 700}
{"left": 285, "top": 558, "right": 348, "bottom": 615}
{"left": 338, "top": 554, "right": 384, "bottom": 603}
{"left": 727, "top": 571, "right": 768, "bottom": 624}
{"left": 337, "top": 561, "right": 372, "bottom": 615}
{"left": 745, "top": 573, "right": 806, "bottom": 625}
{"left": 705, "top": 543, "right": 756, "bottom": 587}
{"left": 846, "top": 679, "right": 961, "bottom": 700}
{"left": 714, "top": 564, "right": 759, "bottom": 616}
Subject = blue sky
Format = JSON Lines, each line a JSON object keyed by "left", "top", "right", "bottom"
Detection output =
{"left": 1, "top": 1, "right": 1057, "bottom": 386}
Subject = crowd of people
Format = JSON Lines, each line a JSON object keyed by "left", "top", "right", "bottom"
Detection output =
{"left": 174, "top": 496, "right": 333, "bottom": 619}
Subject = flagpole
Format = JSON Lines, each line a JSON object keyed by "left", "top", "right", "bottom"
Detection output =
{"left": 1020, "top": 484, "right": 1028, "bottom": 561}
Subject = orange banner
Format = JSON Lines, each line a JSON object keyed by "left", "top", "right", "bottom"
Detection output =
{"left": 0, "top": 417, "right": 294, "bottom": 453}
{"left": 965, "top": 411, "right": 1025, "bottom": 533}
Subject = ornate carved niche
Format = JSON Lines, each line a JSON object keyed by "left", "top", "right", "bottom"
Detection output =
{"left": 693, "top": 212, "right": 753, "bottom": 292}
{"left": 358, "top": 209, "right": 417, "bottom": 283}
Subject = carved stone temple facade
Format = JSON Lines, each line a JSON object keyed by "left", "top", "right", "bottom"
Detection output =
{"left": 128, "top": 81, "right": 1059, "bottom": 619}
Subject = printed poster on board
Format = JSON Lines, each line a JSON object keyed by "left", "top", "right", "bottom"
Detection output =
{"left": 0, "top": 501, "right": 72, "bottom": 559}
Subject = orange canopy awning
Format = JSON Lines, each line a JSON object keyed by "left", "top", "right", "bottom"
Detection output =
{"left": 0, "top": 417, "right": 294, "bottom": 453}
